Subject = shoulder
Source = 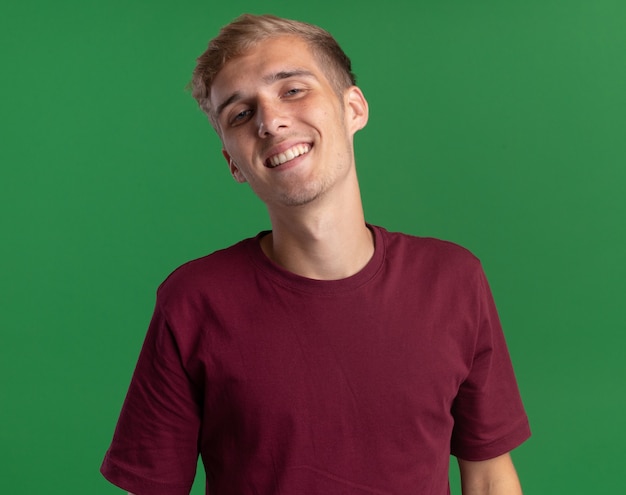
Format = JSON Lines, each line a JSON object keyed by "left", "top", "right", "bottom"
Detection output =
{"left": 155, "top": 236, "right": 257, "bottom": 304}
{"left": 376, "top": 226, "right": 481, "bottom": 271}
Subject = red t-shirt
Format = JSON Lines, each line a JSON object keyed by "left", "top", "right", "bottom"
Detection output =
{"left": 101, "top": 226, "right": 530, "bottom": 494}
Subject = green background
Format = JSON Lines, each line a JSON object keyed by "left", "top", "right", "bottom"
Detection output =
{"left": 1, "top": 0, "right": 624, "bottom": 493}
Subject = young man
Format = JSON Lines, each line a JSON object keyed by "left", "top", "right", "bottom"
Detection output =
{"left": 101, "top": 14, "right": 530, "bottom": 495}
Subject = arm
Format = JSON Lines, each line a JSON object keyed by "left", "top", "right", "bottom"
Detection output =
{"left": 457, "top": 453, "right": 523, "bottom": 495}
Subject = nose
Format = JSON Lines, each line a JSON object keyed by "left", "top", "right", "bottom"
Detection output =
{"left": 256, "top": 100, "right": 289, "bottom": 138}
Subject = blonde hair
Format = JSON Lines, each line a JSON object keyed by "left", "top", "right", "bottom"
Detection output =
{"left": 190, "top": 14, "right": 357, "bottom": 128}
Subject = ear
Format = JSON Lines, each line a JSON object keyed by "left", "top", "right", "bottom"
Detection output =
{"left": 345, "top": 86, "right": 369, "bottom": 134}
{"left": 222, "top": 149, "right": 247, "bottom": 183}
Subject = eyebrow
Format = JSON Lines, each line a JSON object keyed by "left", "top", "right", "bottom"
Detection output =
{"left": 215, "top": 69, "right": 317, "bottom": 118}
{"left": 263, "top": 69, "right": 316, "bottom": 84}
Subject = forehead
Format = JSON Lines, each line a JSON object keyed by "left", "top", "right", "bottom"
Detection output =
{"left": 210, "top": 36, "right": 326, "bottom": 102}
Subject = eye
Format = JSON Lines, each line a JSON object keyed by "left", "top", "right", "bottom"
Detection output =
{"left": 283, "top": 87, "right": 306, "bottom": 98}
{"left": 230, "top": 108, "right": 253, "bottom": 126}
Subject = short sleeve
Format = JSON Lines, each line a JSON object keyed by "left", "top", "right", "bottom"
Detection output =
{"left": 100, "top": 299, "right": 201, "bottom": 495}
{"left": 450, "top": 266, "right": 530, "bottom": 461}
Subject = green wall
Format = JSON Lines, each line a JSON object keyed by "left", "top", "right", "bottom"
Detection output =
{"left": 1, "top": 1, "right": 624, "bottom": 493}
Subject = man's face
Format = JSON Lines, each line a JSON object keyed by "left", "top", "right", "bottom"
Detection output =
{"left": 210, "top": 35, "right": 368, "bottom": 208}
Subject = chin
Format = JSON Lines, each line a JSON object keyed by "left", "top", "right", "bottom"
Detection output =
{"left": 276, "top": 186, "right": 325, "bottom": 207}
{"left": 277, "top": 194, "right": 319, "bottom": 207}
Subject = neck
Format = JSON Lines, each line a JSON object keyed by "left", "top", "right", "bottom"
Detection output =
{"left": 261, "top": 177, "right": 374, "bottom": 280}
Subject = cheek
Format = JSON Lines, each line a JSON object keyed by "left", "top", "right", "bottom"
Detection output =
{"left": 223, "top": 133, "right": 251, "bottom": 160}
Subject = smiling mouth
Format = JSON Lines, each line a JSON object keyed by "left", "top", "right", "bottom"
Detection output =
{"left": 266, "top": 143, "right": 311, "bottom": 168}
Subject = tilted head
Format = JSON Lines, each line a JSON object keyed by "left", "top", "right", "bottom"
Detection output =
{"left": 190, "top": 14, "right": 357, "bottom": 130}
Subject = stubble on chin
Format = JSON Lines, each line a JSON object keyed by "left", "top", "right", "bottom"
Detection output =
{"left": 274, "top": 186, "right": 324, "bottom": 207}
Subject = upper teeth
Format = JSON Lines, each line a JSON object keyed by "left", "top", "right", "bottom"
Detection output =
{"left": 268, "top": 144, "right": 311, "bottom": 167}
